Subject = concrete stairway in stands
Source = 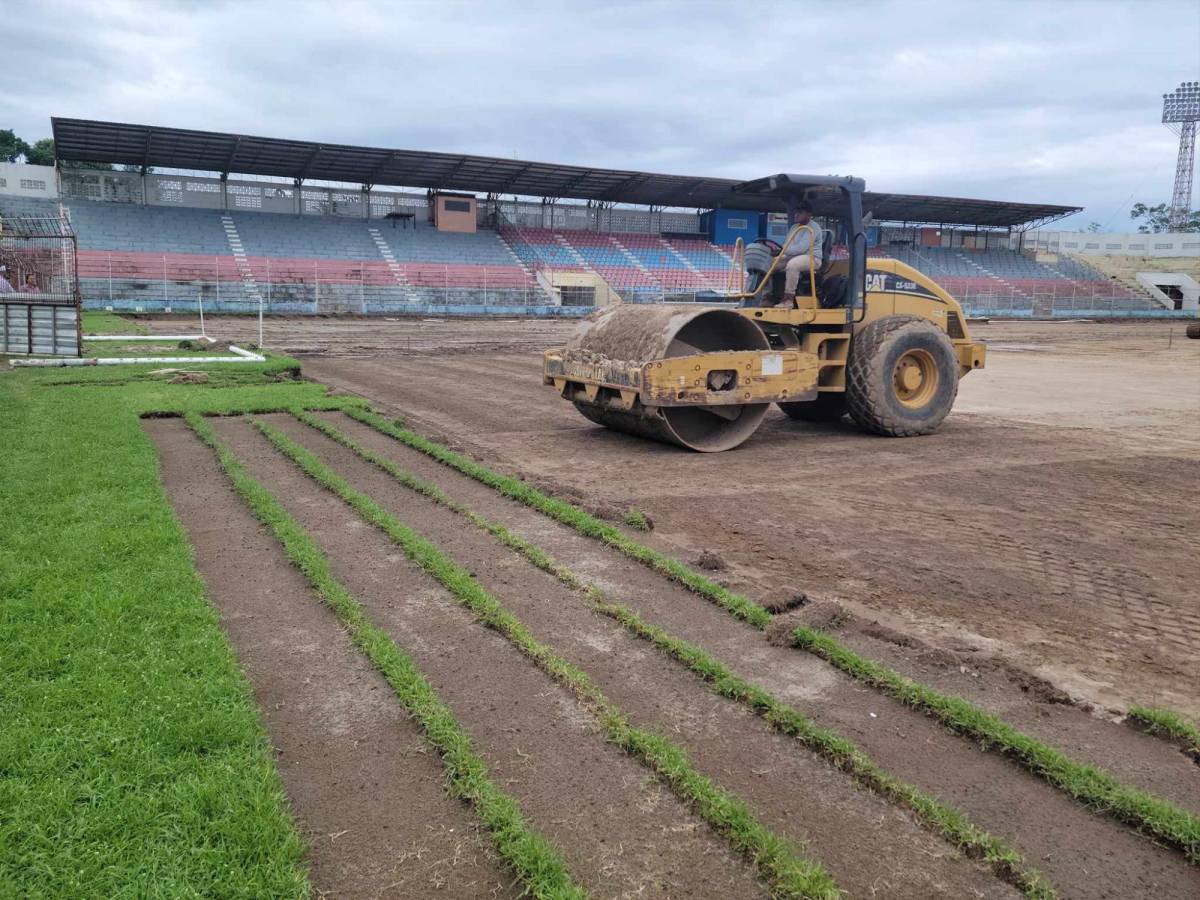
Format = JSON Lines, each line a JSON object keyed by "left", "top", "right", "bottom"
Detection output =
{"left": 367, "top": 226, "right": 412, "bottom": 300}
{"left": 553, "top": 233, "right": 599, "bottom": 276}
{"left": 607, "top": 236, "right": 660, "bottom": 288}
{"left": 494, "top": 229, "right": 555, "bottom": 303}
{"left": 954, "top": 251, "right": 1030, "bottom": 303}
{"left": 220, "top": 215, "right": 263, "bottom": 304}
{"left": 1063, "top": 253, "right": 1162, "bottom": 305}
{"left": 654, "top": 236, "right": 716, "bottom": 290}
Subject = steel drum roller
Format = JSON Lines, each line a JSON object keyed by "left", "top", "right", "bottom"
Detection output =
{"left": 565, "top": 304, "right": 771, "bottom": 452}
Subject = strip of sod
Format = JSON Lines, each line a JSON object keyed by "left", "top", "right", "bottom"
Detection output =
{"left": 292, "top": 409, "right": 1056, "bottom": 899}
{"left": 186, "top": 414, "right": 585, "bottom": 900}
{"left": 792, "top": 628, "right": 1200, "bottom": 864}
{"left": 0, "top": 358, "right": 349, "bottom": 897}
{"left": 1127, "top": 707, "right": 1200, "bottom": 763}
{"left": 257, "top": 417, "right": 841, "bottom": 900}
{"left": 343, "top": 405, "right": 1200, "bottom": 866}
{"left": 343, "top": 407, "right": 771, "bottom": 627}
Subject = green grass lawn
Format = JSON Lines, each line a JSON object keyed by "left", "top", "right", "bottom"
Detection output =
{"left": 0, "top": 355, "right": 355, "bottom": 897}
{"left": 81, "top": 341, "right": 242, "bottom": 360}
{"left": 80, "top": 310, "right": 148, "bottom": 335}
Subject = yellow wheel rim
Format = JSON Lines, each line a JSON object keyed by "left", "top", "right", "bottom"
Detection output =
{"left": 893, "top": 349, "right": 939, "bottom": 408}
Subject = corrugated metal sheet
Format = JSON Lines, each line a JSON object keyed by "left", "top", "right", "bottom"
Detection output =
{"left": 0, "top": 302, "right": 79, "bottom": 356}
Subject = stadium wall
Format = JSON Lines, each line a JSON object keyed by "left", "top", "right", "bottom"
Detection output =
{"left": 1023, "top": 230, "right": 1200, "bottom": 258}
{"left": 0, "top": 163, "right": 57, "bottom": 199}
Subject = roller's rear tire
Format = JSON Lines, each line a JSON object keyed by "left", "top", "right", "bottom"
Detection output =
{"left": 847, "top": 315, "right": 959, "bottom": 437}
{"left": 778, "top": 393, "right": 847, "bottom": 422}
{"left": 1186, "top": 321, "right": 1200, "bottom": 339}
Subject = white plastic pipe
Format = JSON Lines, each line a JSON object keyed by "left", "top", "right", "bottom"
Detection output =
{"left": 12, "top": 345, "right": 265, "bottom": 367}
{"left": 83, "top": 334, "right": 216, "bottom": 342}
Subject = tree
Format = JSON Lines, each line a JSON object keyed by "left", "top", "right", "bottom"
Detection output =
{"left": 1086, "top": 221, "right": 1101, "bottom": 232}
{"left": 0, "top": 129, "right": 29, "bottom": 163}
{"left": 24, "top": 138, "right": 55, "bottom": 166}
{"left": 22, "top": 136, "right": 112, "bottom": 170}
{"left": 1130, "top": 202, "right": 1200, "bottom": 233}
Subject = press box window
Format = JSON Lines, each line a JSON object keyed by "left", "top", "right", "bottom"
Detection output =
{"left": 444, "top": 199, "right": 472, "bottom": 212}
{"left": 727, "top": 218, "right": 748, "bottom": 229}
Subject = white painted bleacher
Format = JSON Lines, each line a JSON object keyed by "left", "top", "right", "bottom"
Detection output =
{"left": 0, "top": 196, "right": 60, "bottom": 218}
{"left": 65, "top": 201, "right": 231, "bottom": 255}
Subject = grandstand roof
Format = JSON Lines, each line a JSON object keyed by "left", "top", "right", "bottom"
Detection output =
{"left": 51, "top": 117, "right": 1080, "bottom": 228}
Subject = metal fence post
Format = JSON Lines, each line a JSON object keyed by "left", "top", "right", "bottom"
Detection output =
{"left": 107, "top": 255, "right": 112, "bottom": 303}
{"left": 162, "top": 254, "right": 167, "bottom": 307}
{"left": 267, "top": 258, "right": 272, "bottom": 310}
{"left": 360, "top": 262, "right": 365, "bottom": 314}
{"left": 215, "top": 256, "right": 220, "bottom": 306}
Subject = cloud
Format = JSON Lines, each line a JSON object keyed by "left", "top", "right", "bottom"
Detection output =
{"left": 2, "top": 0, "right": 1196, "bottom": 228}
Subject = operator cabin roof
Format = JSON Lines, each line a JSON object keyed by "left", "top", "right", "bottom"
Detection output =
{"left": 51, "top": 117, "right": 1081, "bottom": 229}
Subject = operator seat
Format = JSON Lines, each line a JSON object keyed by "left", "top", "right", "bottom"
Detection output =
{"left": 814, "top": 231, "right": 850, "bottom": 308}
{"left": 815, "top": 230, "right": 834, "bottom": 282}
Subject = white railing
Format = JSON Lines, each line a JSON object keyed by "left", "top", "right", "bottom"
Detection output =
{"left": 75, "top": 250, "right": 549, "bottom": 311}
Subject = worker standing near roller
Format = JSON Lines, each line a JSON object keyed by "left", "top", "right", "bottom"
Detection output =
{"left": 779, "top": 202, "right": 822, "bottom": 308}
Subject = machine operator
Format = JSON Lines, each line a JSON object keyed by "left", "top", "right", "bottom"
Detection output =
{"left": 777, "top": 202, "right": 822, "bottom": 308}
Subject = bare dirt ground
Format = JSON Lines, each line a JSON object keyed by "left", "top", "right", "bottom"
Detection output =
{"left": 145, "top": 314, "right": 1200, "bottom": 897}
{"left": 212, "top": 316, "right": 1199, "bottom": 719}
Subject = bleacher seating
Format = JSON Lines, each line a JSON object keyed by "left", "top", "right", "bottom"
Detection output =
{"left": 561, "top": 231, "right": 660, "bottom": 290}
{"left": 0, "top": 196, "right": 61, "bottom": 218}
{"left": 665, "top": 237, "right": 734, "bottom": 283}
{"left": 0, "top": 192, "right": 1162, "bottom": 314}
{"left": 17, "top": 199, "right": 539, "bottom": 309}
{"left": 66, "top": 202, "right": 232, "bottom": 255}
{"left": 501, "top": 225, "right": 731, "bottom": 296}
{"left": 502, "top": 227, "right": 586, "bottom": 270}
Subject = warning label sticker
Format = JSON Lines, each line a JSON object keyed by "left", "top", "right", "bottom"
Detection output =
{"left": 761, "top": 354, "right": 783, "bottom": 376}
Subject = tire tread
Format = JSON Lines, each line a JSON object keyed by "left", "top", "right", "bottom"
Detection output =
{"left": 846, "top": 315, "right": 958, "bottom": 437}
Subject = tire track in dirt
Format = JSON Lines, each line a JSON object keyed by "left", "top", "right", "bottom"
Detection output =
{"left": 269, "top": 413, "right": 1020, "bottom": 899}
{"left": 146, "top": 419, "right": 519, "bottom": 900}
{"left": 310, "top": 410, "right": 1200, "bottom": 899}
{"left": 209, "top": 416, "right": 769, "bottom": 900}
{"left": 317, "top": 358, "right": 563, "bottom": 437}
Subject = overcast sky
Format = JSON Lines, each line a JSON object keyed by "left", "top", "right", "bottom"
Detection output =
{"left": 4, "top": 0, "right": 1198, "bottom": 229}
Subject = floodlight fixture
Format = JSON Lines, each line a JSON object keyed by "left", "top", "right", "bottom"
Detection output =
{"left": 1163, "top": 81, "right": 1200, "bottom": 230}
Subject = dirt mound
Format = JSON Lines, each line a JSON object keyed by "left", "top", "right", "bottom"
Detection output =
{"left": 693, "top": 550, "right": 726, "bottom": 571}
{"left": 762, "top": 591, "right": 811, "bottom": 614}
{"left": 170, "top": 371, "right": 210, "bottom": 384}
{"left": 765, "top": 600, "right": 850, "bottom": 645}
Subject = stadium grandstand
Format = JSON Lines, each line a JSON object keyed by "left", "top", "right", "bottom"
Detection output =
{"left": 0, "top": 117, "right": 1186, "bottom": 317}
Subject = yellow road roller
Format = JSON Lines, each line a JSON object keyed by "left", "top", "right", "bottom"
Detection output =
{"left": 543, "top": 174, "right": 986, "bottom": 451}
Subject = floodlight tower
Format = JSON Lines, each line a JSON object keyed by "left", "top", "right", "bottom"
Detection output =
{"left": 1162, "top": 81, "right": 1200, "bottom": 231}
